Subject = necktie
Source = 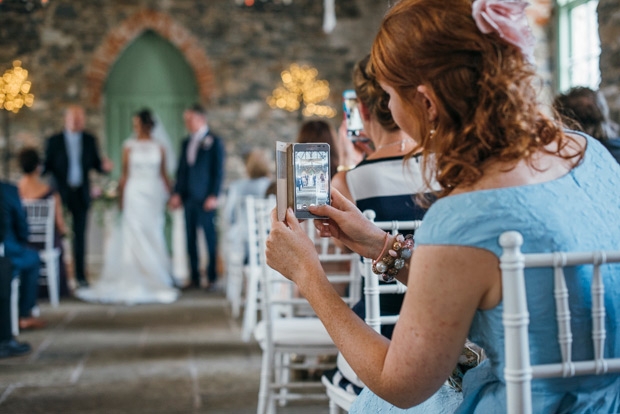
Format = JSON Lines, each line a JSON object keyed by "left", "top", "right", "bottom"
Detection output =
{"left": 187, "top": 135, "right": 201, "bottom": 166}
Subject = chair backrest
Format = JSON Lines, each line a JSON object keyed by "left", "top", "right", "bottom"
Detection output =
{"left": 22, "top": 197, "right": 55, "bottom": 251}
{"left": 256, "top": 200, "right": 361, "bottom": 343}
{"left": 303, "top": 219, "right": 362, "bottom": 309}
{"left": 362, "top": 209, "right": 422, "bottom": 333}
{"left": 240, "top": 195, "right": 276, "bottom": 342}
{"left": 499, "top": 231, "right": 620, "bottom": 414}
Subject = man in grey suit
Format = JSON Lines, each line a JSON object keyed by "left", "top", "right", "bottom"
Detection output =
{"left": 43, "top": 106, "right": 112, "bottom": 287}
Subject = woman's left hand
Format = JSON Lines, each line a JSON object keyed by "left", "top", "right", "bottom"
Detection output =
{"left": 265, "top": 208, "right": 322, "bottom": 286}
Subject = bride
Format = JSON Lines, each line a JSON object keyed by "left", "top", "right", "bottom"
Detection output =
{"left": 77, "top": 109, "right": 179, "bottom": 304}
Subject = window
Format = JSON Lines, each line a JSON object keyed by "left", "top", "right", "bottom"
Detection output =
{"left": 556, "top": 0, "right": 600, "bottom": 91}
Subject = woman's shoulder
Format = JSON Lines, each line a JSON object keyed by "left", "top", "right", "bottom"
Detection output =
{"left": 416, "top": 133, "right": 619, "bottom": 256}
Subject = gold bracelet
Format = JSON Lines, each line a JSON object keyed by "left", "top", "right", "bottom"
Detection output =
{"left": 336, "top": 165, "right": 356, "bottom": 172}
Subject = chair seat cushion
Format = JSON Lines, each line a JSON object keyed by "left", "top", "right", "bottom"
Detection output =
{"left": 336, "top": 352, "right": 365, "bottom": 389}
{"left": 253, "top": 317, "right": 334, "bottom": 347}
{"left": 321, "top": 373, "right": 357, "bottom": 410}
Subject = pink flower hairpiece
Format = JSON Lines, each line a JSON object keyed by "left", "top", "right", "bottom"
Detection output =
{"left": 472, "top": 0, "right": 536, "bottom": 64}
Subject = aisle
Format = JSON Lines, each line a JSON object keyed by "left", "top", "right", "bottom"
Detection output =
{"left": 0, "top": 292, "right": 329, "bottom": 413}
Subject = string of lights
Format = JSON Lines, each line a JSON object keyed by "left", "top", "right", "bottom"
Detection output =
{"left": 267, "top": 63, "right": 336, "bottom": 119}
{"left": 0, "top": 60, "right": 35, "bottom": 113}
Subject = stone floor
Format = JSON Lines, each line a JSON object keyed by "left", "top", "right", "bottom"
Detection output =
{"left": 0, "top": 291, "right": 330, "bottom": 414}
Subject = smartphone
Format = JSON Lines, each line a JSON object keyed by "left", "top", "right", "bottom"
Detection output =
{"left": 292, "top": 143, "right": 330, "bottom": 219}
{"left": 343, "top": 90, "right": 365, "bottom": 140}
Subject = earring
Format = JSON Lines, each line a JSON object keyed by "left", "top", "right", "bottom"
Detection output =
{"left": 429, "top": 129, "right": 436, "bottom": 139}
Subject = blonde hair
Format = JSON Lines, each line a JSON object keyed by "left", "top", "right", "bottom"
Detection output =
{"left": 245, "top": 148, "right": 271, "bottom": 179}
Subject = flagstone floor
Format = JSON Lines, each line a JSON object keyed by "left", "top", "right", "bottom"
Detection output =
{"left": 0, "top": 291, "right": 330, "bottom": 414}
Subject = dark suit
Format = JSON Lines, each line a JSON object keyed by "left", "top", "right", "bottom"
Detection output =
{"left": 174, "top": 131, "right": 225, "bottom": 286}
{"left": 0, "top": 182, "right": 39, "bottom": 320}
{"left": 43, "top": 131, "right": 104, "bottom": 283}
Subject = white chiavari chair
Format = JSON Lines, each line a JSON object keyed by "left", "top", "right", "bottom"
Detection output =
{"left": 254, "top": 198, "right": 343, "bottom": 414}
{"left": 221, "top": 191, "right": 247, "bottom": 319}
{"left": 323, "top": 210, "right": 422, "bottom": 414}
{"left": 22, "top": 198, "right": 60, "bottom": 307}
{"left": 241, "top": 195, "right": 276, "bottom": 342}
{"left": 499, "top": 231, "right": 620, "bottom": 414}
{"left": 304, "top": 219, "right": 362, "bottom": 314}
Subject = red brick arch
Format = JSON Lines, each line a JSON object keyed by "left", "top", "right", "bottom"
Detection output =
{"left": 85, "top": 10, "right": 214, "bottom": 105}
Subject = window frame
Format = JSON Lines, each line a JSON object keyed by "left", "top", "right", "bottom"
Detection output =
{"left": 555, "top": 0, "right": 600, "bottom": 92}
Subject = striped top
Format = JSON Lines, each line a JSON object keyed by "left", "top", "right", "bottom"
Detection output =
{"left": 346, "top": 155, "right": 434, "bottom": 221}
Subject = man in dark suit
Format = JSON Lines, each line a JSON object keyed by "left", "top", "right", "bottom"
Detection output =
{"left": 0, "top": 181, "right": 32, "bottom": 357}
{"left": 169, "top": 104, "right": 225, "bottom": 291}
{"left": 0, "top": 180, "right": 43, "bottom": 334}
{"left": 43, "top": 105, "right": 112, "bottom": 287}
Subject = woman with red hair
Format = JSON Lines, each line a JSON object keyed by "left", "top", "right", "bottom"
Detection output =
{"left": 266, "top": 0, "right": 620, "bottom": 412}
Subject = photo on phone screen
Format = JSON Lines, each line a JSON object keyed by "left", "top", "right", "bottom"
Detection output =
{"left": 343, "top": 89, "right": 364, "bottom": 138}
{"left": 293, "top": 143, "right": 330, "bottom": 219}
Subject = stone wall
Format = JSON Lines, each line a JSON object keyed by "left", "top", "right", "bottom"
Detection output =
{"left": 599, "top": 0, "right": 620, "bottom": 124}
{"left": 0, "top": 0, "right": 389, "bottom": 183}
{"left": 1, "top": 0, "right": 619, "bottom": 185}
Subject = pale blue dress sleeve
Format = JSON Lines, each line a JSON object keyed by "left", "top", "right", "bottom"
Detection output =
{"left": 349, "top": 384, "right": 463, "bottom": 414}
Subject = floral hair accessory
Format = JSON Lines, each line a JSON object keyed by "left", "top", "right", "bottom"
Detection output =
{"left": 472, "top": 0, "right": 536, "bottom": 64}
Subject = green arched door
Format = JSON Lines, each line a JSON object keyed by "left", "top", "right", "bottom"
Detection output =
{"left": 104, "top": 30, "right": 199, "bottom": 177}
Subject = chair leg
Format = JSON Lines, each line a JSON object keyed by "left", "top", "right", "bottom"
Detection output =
{"left": 242, "top": 267, "right": 259, "bottom": 342}
{"left": 46, "top": 254, "right": 60, "bottom": 308}
{"left": 230, "top": 263, "right": 243, "bottom": 319}
{"left": 257, "top": 345, "right": 271, "bottom": 414}
{"left": 10, "top": 278, "right": 19, "bottom": 337}
{"left": 278, "top": 353, "right": 290, "bottom": 407}
{"left": 267, "top": 393, "right": 276, "bottom": 414}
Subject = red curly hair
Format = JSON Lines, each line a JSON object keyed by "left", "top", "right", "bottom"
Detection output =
{"left": 371, "top": 0, "right": 582, "bottom": 198}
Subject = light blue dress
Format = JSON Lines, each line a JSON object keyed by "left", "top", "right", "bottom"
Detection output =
{"left": 350, "top": 134, "right": 620, "bottom": 413}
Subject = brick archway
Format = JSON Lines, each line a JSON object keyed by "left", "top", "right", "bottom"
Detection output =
{"left": 86, "top": 10, "right": 214, "bottom": 105}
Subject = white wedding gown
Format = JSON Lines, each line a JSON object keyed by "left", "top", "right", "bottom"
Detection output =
{"left": 77, "top": 139, "right": 179, "bottom": 305}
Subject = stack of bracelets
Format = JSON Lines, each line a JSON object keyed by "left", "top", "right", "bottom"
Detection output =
{"left": 371, "top": 233, "right": 414, "bottom": 282}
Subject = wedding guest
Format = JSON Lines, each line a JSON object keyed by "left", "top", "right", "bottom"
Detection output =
{"left": 553, "top": 86, "right": 620, "bottom": 163}
{"left": 1, "top": 180, "right": 44, "bottom": 331}
{"left": 43, "top": 105, "right": 113, "bottom": 287}
{"left": 222, "top": 148, "right": 272, "bottom": 263}
{"left": 17, "top": 147, "right": 70, "bottom": 297}
{"left": 326, "top": 54, "right": 442, "bottom": 396}
{"left": 0, "top": 182, "right": 32, "bottom": 358}
{"left": 169, "top": 104, "right": 225, "bottom": 291}
{"left": 265, "top": 0, "right": 620, "bottom": 412}
{"left": 296, "top": 120, "right": 339, "bottom": 179}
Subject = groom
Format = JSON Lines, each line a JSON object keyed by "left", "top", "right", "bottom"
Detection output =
{"left": 169, "top": 104, "right": 225, "bottom": 291}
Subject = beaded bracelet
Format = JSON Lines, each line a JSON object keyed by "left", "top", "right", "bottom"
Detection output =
{"left": 371, "top": 233, "right": 414, "bottom": 282}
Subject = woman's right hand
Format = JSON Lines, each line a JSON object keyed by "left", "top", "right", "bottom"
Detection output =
{"left": 309, "top": 188, "right": 386, "bottom": 259}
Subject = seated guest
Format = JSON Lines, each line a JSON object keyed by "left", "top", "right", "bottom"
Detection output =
{"left": 332, "top": 52, "right": 429, "bottom": 346}
{"left": 265, "top": 0, "right": 620, "bottom": 412}
{"left": 327, "top": 53, "right": 440, "bottom": 396}
{"left": 0, "top": 181, "right": 31, "bottom": 358}
{"left": 1, "top": 180, "right": 44, "bottom": 331}
{"left": 17, "top": 147, "right": 70, "bottom": 297}
{"left": 222, "top": 148, "right": 272, "bottom": 263}
{"left": 553, "top": 86, "right": 620, "bottom": 163}
{"left": 296, "top": 120, "right": 340, "bottom": 179}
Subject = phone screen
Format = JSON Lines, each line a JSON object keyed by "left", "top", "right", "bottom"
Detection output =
{"left": 343, "top": 90, "right": 364, "bottom": 138}
{"left": 293, "top": 143, "right": 330, "bottom": 219}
